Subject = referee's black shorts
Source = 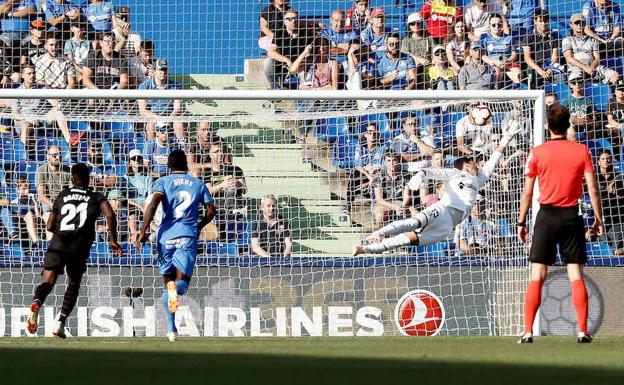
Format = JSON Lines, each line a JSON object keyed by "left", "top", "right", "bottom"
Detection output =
{"left": 529, "top": 205, "right": 587, "bottom": 265}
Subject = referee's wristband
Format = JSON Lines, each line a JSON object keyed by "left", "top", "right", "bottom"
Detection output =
{"left": 516, "top": 222, "right": 526, "bottom": 227}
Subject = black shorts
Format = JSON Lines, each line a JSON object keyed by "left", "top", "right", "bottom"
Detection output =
{"left": 43, "top": 249, "right": 89, "bottom": 277}
{"left": 529, "top": 205, "right": 587, "bottom": 265}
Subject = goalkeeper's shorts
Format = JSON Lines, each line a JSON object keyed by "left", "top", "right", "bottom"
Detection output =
{"left": 415, "top": 202, "right": 455, "bottom": 246}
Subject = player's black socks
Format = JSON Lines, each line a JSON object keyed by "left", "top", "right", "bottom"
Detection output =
{"left": 59, "top": 283, "right": 80, "bottom": 323}
{"left": 33, "top": 282, "right": 54, "bottom": 305}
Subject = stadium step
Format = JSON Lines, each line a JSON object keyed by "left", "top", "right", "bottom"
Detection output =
{"left": 295, "top": 238, "right": 362, "bottom": 255}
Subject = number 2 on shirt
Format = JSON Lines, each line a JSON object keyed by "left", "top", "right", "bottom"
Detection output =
{"left": 174, "top": 191, "right": 192, "bottom": 219}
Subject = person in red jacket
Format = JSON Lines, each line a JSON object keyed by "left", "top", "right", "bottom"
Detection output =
{"left": 418, "top": 0, "right": 462, "bottom": 43}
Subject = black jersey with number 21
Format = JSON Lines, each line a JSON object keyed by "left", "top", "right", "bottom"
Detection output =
{"left": 48, "top": 186, "right": 106, "bottom": 255}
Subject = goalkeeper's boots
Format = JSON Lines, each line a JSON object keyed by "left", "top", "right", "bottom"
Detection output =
{"left": 577, "top": 332, "right": 593, "bottom": 344}
{"left": 26, "top": 301, "right": 40, "bottom": 334}
{"left": 167, "top": 332, "right": 178, "bottom": 342}
{"left": 52, "top": 321, "right": 66, "bottom": 339}
{"left": 167, "top": 281, "right": 179, "bottom": 313}
{"left": 518, "top": 333, "right": 533, "bottom": 344}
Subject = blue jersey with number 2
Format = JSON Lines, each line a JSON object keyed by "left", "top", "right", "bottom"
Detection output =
{"left": 153, "top": 172, "right": 213, "bottom": 242}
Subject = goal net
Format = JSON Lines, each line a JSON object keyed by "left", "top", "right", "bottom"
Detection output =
{"left": 0, "top": 89, "right": 547, "bottom": 337}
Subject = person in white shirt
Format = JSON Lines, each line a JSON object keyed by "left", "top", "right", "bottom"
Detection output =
{"left": 353, "top": 121, "right": 520, "bottom": 255}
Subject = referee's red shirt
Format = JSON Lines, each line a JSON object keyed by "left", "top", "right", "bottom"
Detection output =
{"left": 524, "top": 139, "right": 594, "bottom": 207}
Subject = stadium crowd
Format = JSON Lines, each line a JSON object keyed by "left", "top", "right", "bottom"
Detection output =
{"left": 1, "top": 0, "right": 624, "bottom": 257}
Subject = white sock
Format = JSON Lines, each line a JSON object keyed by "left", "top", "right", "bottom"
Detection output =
{"left": 379, "top": 218, "right": 421, "bottom": 237}
{"left": 364, "top": 233, "right": 412, "bottom": 253}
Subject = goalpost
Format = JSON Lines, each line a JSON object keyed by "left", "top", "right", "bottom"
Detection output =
{"left": 0, "top": 89, "right": 545, "bottom": 337}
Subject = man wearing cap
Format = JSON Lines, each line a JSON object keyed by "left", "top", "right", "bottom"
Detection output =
{"left": 563, "top": 73, "right": 600, "bottom": 138}
{"left": 377, "top": 32, "right": 417, "bottom": 90}
{"left": 64, "top": 19, "right": 90, "bottom": 70}
{"left": 19, "top": 20, "right": 46, "bottom": 66}
{"left": 582, "top": 0, "right": 623, "bottom": 58}
{"left": 112, "top": 6, "right": 141, "bottom": 57}
{"left": 360, "top": 7, "right": 392, "bottom": 52}
{"left": 143, "top": 122, "right": 174, "bottom": 178}
{"left": 320, "top": 10, "right": 356, "bottom": 57}
{"left": 563, "top": 13, "right": 619, "bottom": 86}
{"left": 346, "top": 0, "right": 369, "bottom": 32}
{"left": 522, "top": 10, "right": 562, "bottom": 88}
{"left": 44, "top": 0, "right": 82, "bottom": 41}
{"left": 0, "top": 0, "right": 37, "bottom": 47}
{"left": 83, "top": 31, "right": 128, "bottom": 89}
{"left": 138, "top": 58, "right": 185, "bottom": 141}
{"left": 458, "top": 41, "right": 496, "bottom": 90}
{"left": 418, "top": 0, "right": 462, "bottom": 43}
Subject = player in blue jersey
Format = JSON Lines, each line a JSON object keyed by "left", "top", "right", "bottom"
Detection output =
{"left": 132, "top": 149, "right": 216, "bottom": 341}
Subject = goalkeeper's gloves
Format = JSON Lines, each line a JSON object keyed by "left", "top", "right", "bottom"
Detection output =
{"left": 500, "top": 120, "right": 521, "bottom": 148}
{"left": 407, "top": 170, "right": 426, "bottom": 191}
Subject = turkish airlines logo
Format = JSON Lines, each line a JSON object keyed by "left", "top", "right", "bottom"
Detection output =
{"left": 394, "top": 290, "right": 445, "bottom": 336}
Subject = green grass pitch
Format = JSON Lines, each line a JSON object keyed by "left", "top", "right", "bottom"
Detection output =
{"left": 2, "top": 337, "right": 623, "bottom": 385}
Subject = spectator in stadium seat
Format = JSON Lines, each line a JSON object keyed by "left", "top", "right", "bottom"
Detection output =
{"left": 321, "top": 10, "right": 356, "bottom": 57}
{"left": 480, "top": 13, "right": 521, "bottom": 86}
{"left": 82, "top": 31, "right": 128, "bottom": 90}
{"left": 372, "top": 152, "right": 411, "bottom": 229}
{"left": 258, "top": 0, "right": 290, "bottom": 52}
{"left": 458, "top": 41, "right": 496, "bottom": 90}
{"left": 392, "top": 116, "right": 434, "bottom": 165}
{"left": 12, "top": 65, "right": 72, "bottom": 147}
{"left": 594, "top": 149, "right": 624, "bottom": 254}
{"left": 464, "top": 0, "right": 508, "bottom": 41}
{"left": 418, "top": 0, "right": 462, "bottom": 44}
{"left": 0, "top": 0, "right": 37, "bottom": 48}
{"left": 562, "top": 13, "right": 619, "bottom": 86}
{"left": 12, "top": 177, "right": 41, "bottom": 244}
{"left": 205, "top": 142, "right": 247, "bottom": 241}
{"left": 502, "top": 0, "right": 542, "bottom": 34}
{"left": 83, "top": 0, "right": 114, "bottom": 37}
{"left": 607, "top": 80, "right": 624, "bottom": 143}
{"left": 445, "top": 19, "right": 469, "bottom": 75}
{"left": 545, "top": 92, "right": 558, "bottom": 107}
{"left": 455, "top": 201, "right": 495, "bottom": 255}
{"left": 0, "top": 169, "right": 18, "bottom": 242}
{"left": 35, "top": 36, "right": 77, "bottom": 89}
{"left": 126, "top": 148, "right": 153, "bottom": 215}
{"left": 401, "top": 13, "right": 434, "bottom": 89}
{"left": 426, "top": 44, "right": 456, "bottom": 90}
{"left": 522, "top": 10, "right": 562, "bottom": 89}
{"left": 112, "top": 6, "right": 141, "bottom": 57}
{"left": 360, "top": 7, "right": 391, "bottom": 53}
{"left": 582, "top": 0, "right": 623, "bottom": 59}
{"left": 562, "top": 74, "right": 600, "bottom": 139}
{"left": 0, "top": 41, "right": 13, "bottom": 86}
{"left": 64, "top": 19, "right": 90, "bottom": 72}
{"left": 35, "top": 144, "right": 71, "bottom": 239}
{"left": 345, "top": 39, "right": 378, "bottom": 90}
{"left": 97, "top": 189, "right": 132, "bottom": 242}
{"left": 377, "top": 32, "right": 417, "bottom": 90}
{"left": 188, "top": 121, "right": 227, "bottom": 179}
{"left": 143, "top": 122, "right": 174, "bottom": 178}
{"left": 138, "top": 59, "right": 184, "bottom": 140}
{"left": 19, "top": 20, "right": 46, "bottom": 67}
{"left": 456, "top": 102, "right": 494, "bottom": 155}
{"left": 265, "top": 9, "right": 314, "bottom": 90}
{"left": 291, "top": 37, "right": 339, "bottom": 91}
{"left": 345, "top": 123, "right": 385, "bottom": 216}
{"left": 44, "top": 0, "right": 82, "bottom": 41}
{"left": 86, "top": 140, "right": 119, "bottom": 189}
{"left": 127, "top": 40, "right": 153, "bottom": 89}
{"left": 251, "top": 194, "right": 292, "bottom": 257}
{"left": 346, "top": 0, "right": 369, "bottom": 32}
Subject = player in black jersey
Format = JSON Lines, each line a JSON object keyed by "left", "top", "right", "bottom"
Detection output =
{"left": 26, "top": 163, "right": 122, "bottom": 338}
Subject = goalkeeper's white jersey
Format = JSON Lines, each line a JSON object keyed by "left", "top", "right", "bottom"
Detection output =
{"left": 421, "top": 151, "right": 503, "bottom": 220}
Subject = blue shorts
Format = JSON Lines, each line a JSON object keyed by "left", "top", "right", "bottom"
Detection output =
{"left": 156, "top": 237, "right": 198, "bottom": 277}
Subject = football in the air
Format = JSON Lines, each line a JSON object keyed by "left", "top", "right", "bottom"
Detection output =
{"left": 470, "top": 104, "right": 492, "bottom": 126}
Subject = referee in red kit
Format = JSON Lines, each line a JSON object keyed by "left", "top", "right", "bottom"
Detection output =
{"left": 517, "top": 103, "right": 603, "bottom": 344}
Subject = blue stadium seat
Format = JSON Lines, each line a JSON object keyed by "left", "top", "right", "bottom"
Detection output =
{"left": 587, "top": 138, "right": 613, "bottom": 157}
{"left": 198, "top": 242, "right": 239, "bottom": 257}
{"left": 0, "top": 134, "right": 27, "bottom": 164}
{"left": 440, "top": 111, "right": 462, "bottom": 139}
{"left": 586, "top": 242, "right": 613, "bottom": 257}
{"left": 332, "top": 134, "right": 359, "bottom": 169}
{"left": 498, "top": 219, "right": 515, "bottom": 238}
{"left": 584, "top": 83, "right": 612, "bottom": 112}
{"left": 69, "top": 120, "right": 92, "bottom": 133}
{"left": 103, "top": 121, "right": 134, "bottom": 138}
{"left": 14, "top": 162, "right": 39, "bottom": 192}
{"left": 77, "top": 137, "right": 114, "bottom": 165}
{"left": 544, "top": 83, "right": 570, "bottom": 104}
{"left": 313, "top": 116, "right": 349, "bottom": 143}
{"left": 423, "top": 242, "right": 449, "bottom": 258}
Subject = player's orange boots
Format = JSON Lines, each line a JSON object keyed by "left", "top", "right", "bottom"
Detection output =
{"left": 167, "top": 281, "right": 178, "bottom": 313}
{"left": 26, "top": 302, "right": 40, "bottom": 334}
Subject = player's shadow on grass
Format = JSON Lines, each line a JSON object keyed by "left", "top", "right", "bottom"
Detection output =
{"left": 1, "top": 347, "right": 620, "bottom": 385}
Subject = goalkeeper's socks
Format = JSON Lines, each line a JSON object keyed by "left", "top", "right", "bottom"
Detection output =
{"left": 33, "top": 282, "right": 54, "bottom": 305}
{"left": 162, "top": 291, "right": 177, "bottom": 333}
{"left": 571, "top": 279, "right": 589, "bottom": 335}
{"left": 364, "top": 233, "right": 411, "bottom": 253}
{"left": 523, "top": 279, "right": 543, "bottom": 335}
{"left": 378, "top": 218, "right": 421, "bottom": 237}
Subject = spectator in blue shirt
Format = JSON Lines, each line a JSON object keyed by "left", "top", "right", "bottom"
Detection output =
{"left": 83, "top": 0, "right": 113, "bottom": 37}
{"left": 377, "top": 32, "right": 417, "bottom": 90}
{"left": 360, "top": 7, "right": 392, "bottom": 53}
{"left": 0, "top": 168, "right": 18, "bottom": 242}
{"left": 0, "top": 0, "right": 37, "bottom": 47}
{"left": 45, "top": 0, "right": 83, "bottom": 41}
{"left": 480, "top": 13, "right": 521, "bottom": 86}
{"left": 391, "top": 116, "right": 434, "bottom": 165}
{"left": 582, "top": 0, "right": 623, "bottom": 58}
{"left": 138, "top": 59, "right": 185, "bottom": 141}
{"left": 321, "top": 10, "right": 357, "bottom": 57}
{"left": 502, "top": 0, "right": 543, "bottom": 34}
{"left": 143, "top": 122, "right": 173, "bottom": 178}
